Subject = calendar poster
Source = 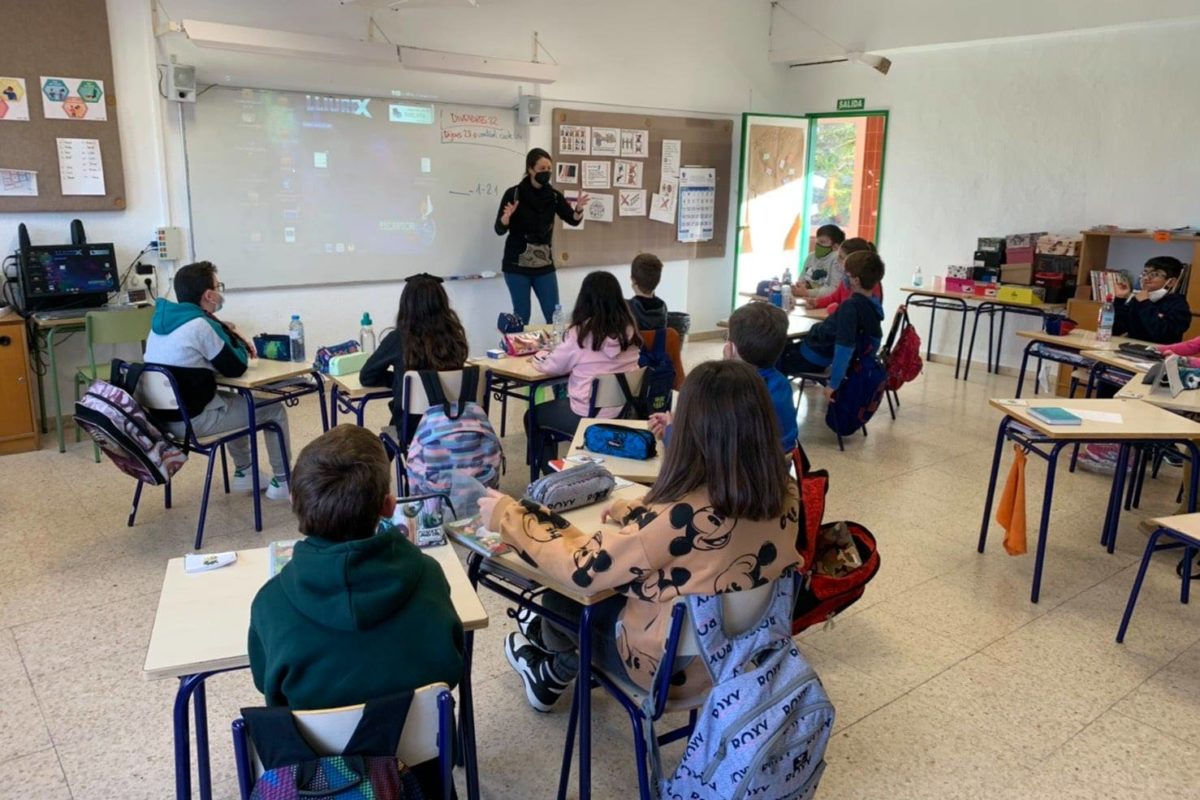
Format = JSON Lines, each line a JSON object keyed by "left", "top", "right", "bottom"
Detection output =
{"left": 677, "top": 167, "right": 716, "bottom": 243}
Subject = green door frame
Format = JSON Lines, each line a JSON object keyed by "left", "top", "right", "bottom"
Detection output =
{"left": 732, "top": 109, "right": 891, "bottom": 312}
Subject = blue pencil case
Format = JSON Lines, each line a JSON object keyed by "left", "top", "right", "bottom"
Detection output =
{"left": 583, "top": 424, "right": 657, "bottom": 460}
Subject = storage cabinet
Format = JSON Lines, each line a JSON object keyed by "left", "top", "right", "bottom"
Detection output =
{"left": 0, "top": 311, "right": 39, "bottom": 454}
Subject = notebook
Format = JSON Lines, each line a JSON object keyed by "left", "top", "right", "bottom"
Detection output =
{"left": 1028, "top": 407, "right": 1082, "bottom": 426}
{"left": 445, "top": 515, "right": 510, "bottom": 557}
{"left": 268, "top": 539, "right": 298, "bottom": 576}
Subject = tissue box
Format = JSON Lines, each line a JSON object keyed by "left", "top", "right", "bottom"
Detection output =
{"left": 996, "top": 285, "right": 1045, "bottom": 305}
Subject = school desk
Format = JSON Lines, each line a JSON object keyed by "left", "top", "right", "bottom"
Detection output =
{"left": 457, "top": 483, "right": 643, "bottom": 800}
{"left": 469, "top": 354, "right": 569, "bottom": 482}
{"left": 716, "top": 312, "right": 822, "bottom": 340}
{"left": 213, "top": 359, "right": 329, "bottom": 531}
{"left": 144, "top": 542, "right": 489, "bottom": 800}
{"left": 1012, "top": 330, "right": 1138, "bottom": 398}
{"left": 29, "top": 313, "right": 88, "bottom": 453}
{"left": 1077, "top": 348, "right": 1165, "bottom": 399}
{"left": 1116, "top": 374, "right": 1200, "bottom": 415}
{"left": 979, "top": 398, "right": 1200, "bottom": 604}
{"left": 1117, "top": 512, "right": 1200, "bottom": 643}
{"left": 567, "top": 418, "right": 663, "bottom": 483}
{"left": 326, "top": 369, "right": 392, "bottom": 426}
{"left": 901, "top": 287, "right": 1066, "bottom": 381}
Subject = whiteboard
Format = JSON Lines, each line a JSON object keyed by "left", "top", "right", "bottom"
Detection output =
{"left": 184, "top": 86, "right": 527, "bottom": 290}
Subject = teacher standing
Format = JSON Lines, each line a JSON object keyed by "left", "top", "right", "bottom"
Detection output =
{"left": 494, "top": 147, "right": 590, "bottom": 324}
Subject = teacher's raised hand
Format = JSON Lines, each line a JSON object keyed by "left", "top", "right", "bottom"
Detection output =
{"left": 575, "top": 192, "right": 592, "bottom": 216}
{"left": 501, "top": 199, "right": 519, "bottom": 226}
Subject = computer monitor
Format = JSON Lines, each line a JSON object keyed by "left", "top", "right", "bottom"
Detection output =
{"left": 19, "top": 243, "right": 119, "bottom": 312}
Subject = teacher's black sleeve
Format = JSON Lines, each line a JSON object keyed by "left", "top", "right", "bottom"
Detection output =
{"left": 494, "top": 187, "right": 517, "bottom": 236}
{"left": 555, "top": 191, "right": 583, "bottom": 227}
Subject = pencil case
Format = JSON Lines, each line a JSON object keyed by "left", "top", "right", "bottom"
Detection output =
{"left": 524, "top": 463, "right": 616, "bottom": 513}
{"left": 583, "top": 424, "right": 657, "bottom": 460}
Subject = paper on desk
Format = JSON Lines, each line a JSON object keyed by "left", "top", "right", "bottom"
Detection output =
{"left": 1067, "top": 409, "right": 1124, "bottom": 424}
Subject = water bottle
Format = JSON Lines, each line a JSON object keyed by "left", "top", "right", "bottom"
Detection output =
{"left": 912, "top": 266, "right": 924, "bottom": 288}
{"left": 288, "top": 315, "right": 305, "bottom": 362}
{"left": 552, "top": 304, "right": 566, "bottom": 344}
{"left": 1096, "top": 294, "right": 1115, "bottom": 342}
{"left": 781, "top": 273, "right": 795, "bottom": 312}
{"left": 769, "top": 278, "right": 783, "bottom": 308}
{"left": 359, "top": 312, "right": 377, "bottom": 354}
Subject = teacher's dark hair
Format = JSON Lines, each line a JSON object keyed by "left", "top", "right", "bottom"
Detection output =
{"left": 645, "top": 360, "right": 787, "bottom": 520}
{"left": 396, "top": 274, "right": 469, "bottom": 371}
{"left": 524, "top": 147, "right": 552, "bottom": 178}
{"left": 570, "top": 270, "right": 642, "bottom": 352}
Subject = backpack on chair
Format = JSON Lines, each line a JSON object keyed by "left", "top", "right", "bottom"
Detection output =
{"left": 406, "top": 367, "right": 502, "bottom": 496}
{"left": 636, "top": 328, "right": 676, "bottom": 415}
{"left": 74, "top": 359, "right": 187, "bottom": 486}
{"left": 880, "top": 306, "right": 923, "bottom": 391}
{"left": 825, "top": 344, "right": 887, "bottom": 438}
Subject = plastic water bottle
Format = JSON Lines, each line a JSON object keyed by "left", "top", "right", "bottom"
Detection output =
{"left": 1096, "top": 294, "right": 1115, "bottom": 342}
{"left": 769, "top": 278, "right": 783, "bottom": 308}
{"left": 912, "top": 266, "right": 924, "bottom": 288}
{"left": 288, "top": 315, "right": 305, "bottom": 362}
{"left": 359, "top": 312, "right": 377, "bottom": 354}
{"left": 781, "top": 272, "right": 795, "bottom": 312}
{"left": 552, "top": 304, "right": 567, "bottom": 344}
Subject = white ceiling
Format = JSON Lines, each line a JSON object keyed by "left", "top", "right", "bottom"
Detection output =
{"left": 770, "top": 0, "right": 1200, "bottom": 63}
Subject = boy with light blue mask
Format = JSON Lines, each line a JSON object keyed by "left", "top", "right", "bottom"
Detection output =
{"left": 794, "top": 223, "right": 846, "bottom": 301}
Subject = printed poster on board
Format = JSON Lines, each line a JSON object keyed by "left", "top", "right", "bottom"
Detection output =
{"left": 41, "top": 76, "right": 107, "bottom": 121}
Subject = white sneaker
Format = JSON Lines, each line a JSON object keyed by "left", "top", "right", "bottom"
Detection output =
{"left": 230, "top": 469, "right": 268, "bottom": 494}
{"left": 266, "top": 477, "right": 290, "bottom": 501}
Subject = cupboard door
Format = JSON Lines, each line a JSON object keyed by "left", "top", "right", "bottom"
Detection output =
{"left": 0, "top": 322, "right": 33, "bottom": 440}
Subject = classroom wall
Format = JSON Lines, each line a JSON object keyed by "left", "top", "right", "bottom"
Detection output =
{"left": 784, "top": 18, "right": 1200, "bottom": 368}
{"left": 0, "top": 0, "right": 787, "bottom": 423}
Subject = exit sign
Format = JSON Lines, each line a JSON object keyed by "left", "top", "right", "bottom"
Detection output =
{"left": 837, "top": 97, "right": 866, "bottom": 111}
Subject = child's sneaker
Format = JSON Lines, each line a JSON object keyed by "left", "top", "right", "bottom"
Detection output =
{"left": 265, "top": 477, "right": 289, "bottom": 501}
{"left": 512, "top": 606, "right": 562, "bottom": 653}
{"left": 230, "top": 469, "right": 267, "bottom": 494}
{"left": 504, "top": 632, "right": 574, "bottom": 712}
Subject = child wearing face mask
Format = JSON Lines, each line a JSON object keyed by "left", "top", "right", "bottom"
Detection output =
{"left": 793, "top": 223, "right": 846, "bottom": 301}
{"left": 144, "top": 261, "right": 293, "bottom": 499}
{"left": 806, "top": 237, "right": 883, "bottom": 315}
{"left": 1112, "top": 256, "right": 1191, "bottom": 344}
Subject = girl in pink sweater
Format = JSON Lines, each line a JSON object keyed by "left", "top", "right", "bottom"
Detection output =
{"left": 528, "top": 271, "right": 642, "bottom": 469}
{"left": 1158, "top": 337, "right": 1200, "bottom": 359}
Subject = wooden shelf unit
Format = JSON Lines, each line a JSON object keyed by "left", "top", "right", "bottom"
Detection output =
{"left": 0, "top": 311, "right": 39, "bottom": 454}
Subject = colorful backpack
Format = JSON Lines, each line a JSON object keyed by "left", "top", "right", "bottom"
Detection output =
{"left": 826, "top": 343, "right": 887, "bottom": 437}
{"left": 74, "top": 360, "right": 187, "bottom": 486}
{"left": 636, "top": 328, "right": 676, "bottom": 415}
{"left": 241, "top": 694, "right": 426, "bottom": 800}
{"left": 647, "top": 572, "right": 834, "bottom": 800}
{"left": 313, "top": 340, "right": 361, "bottom": 375}
{"left": 881, "top": 306, "right": 923, "bottom": 391}
{"left": 406, "top": 367, "right": 503, "bottom": 497}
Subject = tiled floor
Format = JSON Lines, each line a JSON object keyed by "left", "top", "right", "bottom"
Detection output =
{"left": 2, "top": 344, "right": 1200, "bottom": 799}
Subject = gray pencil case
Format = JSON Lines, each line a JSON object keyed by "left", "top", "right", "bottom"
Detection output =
{"left": 524, "top": 463, "right": 616, "bottom": 513}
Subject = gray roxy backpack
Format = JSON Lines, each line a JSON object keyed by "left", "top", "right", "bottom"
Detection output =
{"left": 646, "top": 571, "right": 834, "bottom": 800}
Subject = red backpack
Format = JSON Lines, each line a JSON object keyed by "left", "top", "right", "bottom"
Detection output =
{"left": 881, "top": 306, "right": 923, "bottom": 391}
{"left": 790, "top": 445, "right": 881, "bottom": 633}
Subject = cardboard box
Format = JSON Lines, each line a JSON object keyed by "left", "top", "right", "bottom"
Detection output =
{"left": 972, "top": 283, "right": 999, "bottom": 298}
{"left": 1001, "top": 263, "right": 1034, "bottom": 285}
{"left": 947, "top": 265, "right": 973, "bottom": 279}
{"left": 945, "top": 277, "right": 975, "bottom": 294}
{"left": 1006, "top": 232, "right": 1046, "bottom": 250}
{"left": 1036, "top": 234, "right": 1082, "bottom": 256}
{"left": 1034, "top": 253, "right": 1078, "bottom": 274}
{"left": 997, "top": 285, "right": 1045, "bottom": 305}
{"left": 977, "top": 237, "right": 1006, "bottom": 254}
{"left": 974, "top": 250, "right": 1004, "bottom": 269}
{"left": 1006, "top": 246, "right": 1035, "bottom": 265}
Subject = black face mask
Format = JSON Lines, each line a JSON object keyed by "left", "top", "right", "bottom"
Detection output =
{"left": 534, "top": 170, "right": 552, "bottom": 187}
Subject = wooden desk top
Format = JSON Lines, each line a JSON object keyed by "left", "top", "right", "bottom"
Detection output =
{"left": 718, "top": 313, "right": 822, "bottom": 340}
{"left": 1116, "top": 374, "right": 1200, "bottom": 415}
{"left": 1079, "top": 349, "right": 1162, "bottom": 375}
{"left": 215, "top": 359, "right": 318, "bottom": 389}
{"left": 901, "top": 286, "right": 1065, "bottom": 311}
{"left": 143, "top": 542, "right": 488, "bottom": 680}
{"left": 484, "top": 483, "right": 647, "bottom": 606}
{"left": 470, "top": 355, "right": 566, "bottom": 382}
{"left": 1148, "top": 512, "right": 1200, "bottom": 540}
{"left": 989, "top": 397, "right": 1200, "bottom": 440}
{"left": 1015, "top": 329, "right": 1135, "bottom": 351}
{"left": 567, "top": 419, "right": 663, "bottom": 484}
{"left": 326, "top": 370, "right": 391, "bottom": 399}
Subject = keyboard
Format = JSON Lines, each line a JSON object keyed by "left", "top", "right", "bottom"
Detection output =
{"left": 34, "top": 306, "right": 113, "bottom": 321}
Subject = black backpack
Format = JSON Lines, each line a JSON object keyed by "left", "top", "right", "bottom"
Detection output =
{"left": 634, "top": 328, "right": 676, "bottom": 416}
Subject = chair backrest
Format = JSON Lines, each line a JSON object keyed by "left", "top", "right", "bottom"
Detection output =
{"left": 641, "top": 328, "right": 685, "bottom": 390}
{"left": 133, "top": 366, "right": 182, "bottom": 412}
{"left": 675, "top": 581, "right": 777, "bottom": 658}
{"left": 589, "top": 368, "right": 646, "bottom": 413}
{"left": 399, "top": 368, "right": 472, "bottom": 415}
{"left": 87, "top": 306, "right": 154, "bottom": 373}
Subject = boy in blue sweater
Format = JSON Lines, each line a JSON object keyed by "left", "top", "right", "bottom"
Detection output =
{"left": 778, "top": 251, "right": 886, "bottom": 400}
{"left": 650, "top": 301, "right": 798, "bottom": 451}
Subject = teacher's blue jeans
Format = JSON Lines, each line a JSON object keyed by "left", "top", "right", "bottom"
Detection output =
{"left": 504, "top": 271, "right": 560, "bottom": 325}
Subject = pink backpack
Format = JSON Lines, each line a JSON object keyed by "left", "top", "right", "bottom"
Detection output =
{"left": 406, "top": 369, "right": 502, "bottom": 498}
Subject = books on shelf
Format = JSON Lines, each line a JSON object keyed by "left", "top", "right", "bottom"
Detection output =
{"left": 445, "top": 515, "right": 510, "bottom": 557}
{"left": 1090, "top": 270, "right": 1131, "bottom": 301}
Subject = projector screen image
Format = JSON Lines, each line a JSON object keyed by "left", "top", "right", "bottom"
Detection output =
{"left": 186, "top": 87, "right": 523, "bottom": 289}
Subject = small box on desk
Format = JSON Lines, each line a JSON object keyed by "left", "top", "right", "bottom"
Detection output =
{"left": 1001, "top": 263, "right": 1034, "bottom": 285}
{"left": 997, "top": 285, "right": 1046, "bottom": 305}
{"left": 972, "top": 283, "right": 999, "bottom": 298}
{"left": 945, "top": 277, "right": 975, "bottom": 294}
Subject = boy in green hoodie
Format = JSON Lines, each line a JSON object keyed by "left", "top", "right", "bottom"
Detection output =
{"left": 144, "top": 261, "right": 292, "bottom": 498}
{"left": 248, "top": 425, "right": 465, "bottom": 794}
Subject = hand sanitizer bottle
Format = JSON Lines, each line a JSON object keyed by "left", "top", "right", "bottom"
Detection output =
{"left": 359, "top": 312, "right": 377, "bottom": 354}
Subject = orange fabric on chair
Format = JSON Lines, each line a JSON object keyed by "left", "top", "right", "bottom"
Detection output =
{"left": 640, "top": 328, "right": 685, "bottom": 390}
{"left": 996, "top": 445, "right": 1028, "bottom": 556}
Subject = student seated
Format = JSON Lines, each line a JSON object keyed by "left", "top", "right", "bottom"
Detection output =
{"left": 360, "top": 273, "right": 469, "bottom": 443}
{"left": 779, "top": 251, "right": 886, "bottom": 401}
{"left": 248, "top": 425, "right": 464, "bottom": 795}
{"left": 649, "top": 301, "right": 798, "bottom": 452}
{"left": 1113, "top": 256, "right": 1191, "bottom": 344}
{"left": 479, "top": 360, "right": 803, "bottom": 710}
{"left": 144, "top": 261, "right": 291, "bottom": 498}
{"left": 627, "top": 252, "right": 668, "bottom": 331}
{"left": 805, "top": 238, "right": 883, "bottom": 315}
{"left": 528, "top": 270, "right": 642, "bottom": 468}
{"left": 793, "top": 223, "right": 846, "bottom": 301}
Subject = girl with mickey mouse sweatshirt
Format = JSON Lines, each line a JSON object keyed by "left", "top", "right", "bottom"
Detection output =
{"left": 478, "top": 360, "right": 803, "bottom": 711}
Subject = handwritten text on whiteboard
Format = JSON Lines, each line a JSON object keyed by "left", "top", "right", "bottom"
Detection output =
{"left": 439, "top": 108, "right": 519, "bottom": 149}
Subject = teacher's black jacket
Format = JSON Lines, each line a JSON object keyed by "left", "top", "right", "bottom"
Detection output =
{"left": 494, "top": 176, "right": 581, "bottom": 276}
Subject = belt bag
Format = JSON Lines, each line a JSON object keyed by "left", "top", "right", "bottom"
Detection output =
{"left": 583, "top": 424, "right": 657, "bottom": 460}
{"left": 525, "top": 463, "right": 616, "bottom": 513}
{"left": 517, "top": 243, "right": 553, "bottom": 269}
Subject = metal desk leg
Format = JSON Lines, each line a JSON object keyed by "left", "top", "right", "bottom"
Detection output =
{"left": 460, "top": 627, "right": 480, "bottom": 800}
{"left": 1117, "top": 528, "right": 1167, "bottom": 643}
{"left": 964, "top": 307, "right": 985, "bottom": 381}
{"left": 576, "top": 604, "right": 595, "bottom": 800}
{"left": 330, "top": 386, "right": 341, "bottom": 427}
{"left": 47, "top": 326, "right": 67, "bottom": 452}
{"left": 952, "top": 302, "right": 968, "bottom": 379}
{"left": 527, "top": 380, "right": 543, "bottom": 483}
{"left": 1016, "top": 341, "right": 1037, "bottom": 399}
{"left": 312, "top": 373, "right": 328, "bottom": 431}
{"left": 978, "top": 417, "right": 1011, "bottom": 553}
{"left": 1031, "top": 442, "right": 1069, "bottom": 603}
{"left": 239, "top": 388, "right": 264, "bottom": 532}
{"left": 927, "top": 302, "right": 937, "bottom": 361}
{"left": 1102, "top": 445, "right": 1133, "bottom": 552}
{"left": 995, "top": 307, "right": 1009, "bottom": 373}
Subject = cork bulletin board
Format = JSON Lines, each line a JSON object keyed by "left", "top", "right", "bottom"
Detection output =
{"left": 551, "top": 108, "right": 731, "bottom": 268}
{"left": 0, "top": 0, "right": 126, "bottom": 213}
